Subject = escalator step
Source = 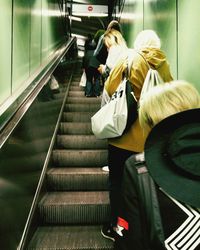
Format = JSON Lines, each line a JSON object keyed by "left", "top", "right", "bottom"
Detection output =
{"left": 65, "top": 103, "right": 100, "bottom": 112}
{"left": 63, "top": 112, "right": 95, "bottom": 122}
{"left": 66, "top": 97, "right": 101, "bottom": 104}
{"left": 27, "top": 225, "right": 114, "bottom": 250}
{"left": 52, "top": 149, "right": 108, "bottom": 167}
{"left": 69, "top": 86, "right": 84, "bottom": 92}
{"left": 47, "top": 167, "right": 108, "bottom": 191}
{"left": 39, "top": 191, "right": 110, "bottom": 224}
{"left": 68, "top": 90, "right": 85, "bottom": 97}
{"left": 56, "top": 135, "right": 107, "bottom": 149}
{"left": 59, "top": 122, "right": 92, "bottom": 135}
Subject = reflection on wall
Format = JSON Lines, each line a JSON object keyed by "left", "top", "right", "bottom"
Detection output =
{"left": 119, "top": 0, "right": 200, "bottom": 91}
{"left": 0, "top": 0, "right": 12, "bottom": 103}
{"left": 0, "top": 0, "right": 69, "bottom": 118}
{"left": 143, "top": 0, "right": 177, "bottom": 79}
{"left": 120, "top": 0, "right": 177, "bottom": 79}
{"left": 119, "top": 0, "right": 143, "bottom": 47}
{"left": 0, "top": 56, "right": 75, "bottom": 249}
{"left": 178, "top": 0, "right": 200, "bottom": 91}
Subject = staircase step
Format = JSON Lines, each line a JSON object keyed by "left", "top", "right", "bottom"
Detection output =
{"left": 57, "top": 135, "right": 107, "bottom": 149}
{"left": 70, "top": 81, "right": 80, "bottom": 86}
{"left": 27, "top": 225, "right": 114, "bottom": 250}
{"left": 47, "top": 167, "right": 109, "bottom": 191}
{"left": 66, "top": 97, "right": 101, "bottom": 104}
{"left": 52, "top": 149, "right": 108, "bottom": 167}
{"left": 69, "top": 86, "right": 84, "bottom": 91}
{"left": 27, "top": 63, "right": 111, "bottom": 249}
{"left": 62, "top": 112, "right": 95, "bottom": 122}
{"left": 65, "top": 103, "right": 100, "bottom": 112}
{"left": 39, "top": 191, "right": 110, "bottom": 224}
{"left": 59, "top": 122, "right": 92, "bottom": 135}
{"left": 53, "top": 92, "right": 65, "bottom": 99}
{"left": 68, "top": 91, "right": 85, "bottom": 97}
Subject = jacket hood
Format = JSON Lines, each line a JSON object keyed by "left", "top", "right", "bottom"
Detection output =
{"left": 141, "top": 48, "right": 168, "bottom": 70}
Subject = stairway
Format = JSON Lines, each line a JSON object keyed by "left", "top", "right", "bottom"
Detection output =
{"left": 27, "top": 63, "right": 114, "bottom": 249}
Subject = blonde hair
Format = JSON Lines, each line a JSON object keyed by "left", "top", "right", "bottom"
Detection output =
{"left": 139, "top": 80, "right": 200, "bottom": 131}
{"left": 134, "top": 29, "right": 161, "bottom": 50}
{"left": 104, "top": 29, "right": 127, "bottom": 49}
{"left": 107, "top": 20, "right": 121, "bottom": 33}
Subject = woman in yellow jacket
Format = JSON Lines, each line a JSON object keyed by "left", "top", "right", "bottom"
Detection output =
{"left": 101, "top": 30, "right": 173, "bottom": 241}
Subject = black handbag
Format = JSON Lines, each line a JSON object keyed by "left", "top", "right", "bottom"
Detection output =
{"left": 122, "top": 56, "right": 138, "bottom": 134}
{"left": 123, "top": 79, "right": 138, "bottom": 133}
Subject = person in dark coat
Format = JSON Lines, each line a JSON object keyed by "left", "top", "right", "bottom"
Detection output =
{"left": 101, "top": 30, "right": 173, "bottom": 242}
{"left": 82, "top": 36, "right": 96, "bottom": 96}
{"left": 114, "top": 80, "right": 200, "bottom": 250}
{"left": 87, "top": 20, "right": 122, "bottom": 97}
{"left": 84, "top": 29, "right": 105, "bottom": 97}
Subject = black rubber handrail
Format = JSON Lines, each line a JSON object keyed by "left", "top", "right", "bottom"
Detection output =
{"left": 17, "top": 56, "right": 77, "bottom": 250}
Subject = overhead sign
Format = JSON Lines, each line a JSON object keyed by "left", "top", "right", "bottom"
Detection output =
{"left": 88, "top": 5, "right": 93, "bottom": 12}
{"left": 72, "top": 4, "right": 108, "bottom": 16}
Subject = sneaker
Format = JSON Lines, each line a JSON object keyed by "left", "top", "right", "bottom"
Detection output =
{"left": 102, "top": 166, "right": 109, "bottom": 172}
{"left": 101, "top": 224, "right": 116, "bottom": 242}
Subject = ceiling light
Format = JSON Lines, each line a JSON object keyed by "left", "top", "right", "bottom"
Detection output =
{"left": 69, "top": 16, "right": 82, "bottom": 22}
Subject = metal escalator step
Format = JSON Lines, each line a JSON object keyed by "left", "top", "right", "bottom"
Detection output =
{"left": 71, "top": 79, "right": 81, "bottom": 86}
{"left": 66, "top": 97, "right": 101, "bottom": 104}
{"left": 62, "top": 112, "right": 96, "bottom": 122}
{"left": 68, "top": 90, "right": 85, "bottom": 97}
{"left": 69, "top": 85, "right": 84, "bottom": 91}
{"left": 53, "top": 92, "right": 66, "bottom": 99}
{"left": 27, "top": 225, "right": 114, "bottom": 250}
{"left": 47, "top": 167, "right": 109, "bottom": 191}
{"left": 59, "top": 122, "right": 92, "bottom": 135}
{"left": 65, "top": 103, "right": 100, "bottom": 112}
{"left": 57, "top": 135, "right": 107, "bottom": 149}
{"left": 39, "top": 191, "right": 110, "bottom": 224}
{"left": 52, "top": 149, "right": 108, "bottom": 167}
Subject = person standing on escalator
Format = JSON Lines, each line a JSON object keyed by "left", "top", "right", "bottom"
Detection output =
{"left": 100, "top": 29, "right": 173, "bottom": 242}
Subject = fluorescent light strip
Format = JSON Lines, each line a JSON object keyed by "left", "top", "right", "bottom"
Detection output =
{"left": 69, "top": 16, "right": 82, "bottom": 22}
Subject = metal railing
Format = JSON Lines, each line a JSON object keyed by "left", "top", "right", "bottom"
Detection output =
{"left": 0, "top": 37, "right": 76, "bottom": 150}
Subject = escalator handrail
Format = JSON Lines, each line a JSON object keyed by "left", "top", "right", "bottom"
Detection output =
{"left": 0, "top": 36, "right": 76, "bottom": 149}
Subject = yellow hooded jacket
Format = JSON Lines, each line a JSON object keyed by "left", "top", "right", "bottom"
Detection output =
{"left": 105, "top": 48, "right": 173, "bottom": 152}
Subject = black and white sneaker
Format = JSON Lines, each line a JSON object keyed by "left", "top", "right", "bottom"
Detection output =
{"left": 101, "top": 224, "right": 116, "bottom": 242}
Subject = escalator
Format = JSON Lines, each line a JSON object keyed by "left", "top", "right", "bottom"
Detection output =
{"left": 27, "top": 60, "right": 114, "bottom": 249}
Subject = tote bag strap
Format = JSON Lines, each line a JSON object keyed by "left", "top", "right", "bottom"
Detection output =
{"left": 125, "top": 50, "right": 143, "bottom": 78}
{"left": 136, "top": 163, "right": 165, "bottom": 249}
{"left": 136, "top": 51, "right": 164, "bottom": 100}
{"left": 136, "top": 50, "right": 164, "bottom": 84}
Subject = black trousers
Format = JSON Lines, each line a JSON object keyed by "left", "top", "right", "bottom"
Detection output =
{"left": 108, "top": 144, "right": 134, "bottom": 226}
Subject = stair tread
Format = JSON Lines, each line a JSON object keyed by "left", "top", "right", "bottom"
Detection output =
{"left": 48, "top": 167, "right": 108, "bottom": 175}
{"left": 57, "top": 135, "right": 107, "bottom": 149}
{"left": 57, "top": 134, "right": 97, "bottom": 138}
{"left": 53, "top": 149, "right": 107, "bottom": 152}
{"left": 28, "top": 225, "right": 114, "bottom": 249}
{"left": 40, "top": 191, "right": 109, "bottom": 205}
{"left": 47, "top": 167, "right": 108, "bottom": 191}
{"left": 27, "top": 66, "right": 111, "bottom": 249}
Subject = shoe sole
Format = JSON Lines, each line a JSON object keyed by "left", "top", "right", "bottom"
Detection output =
{"left": 101, "top": 229, "right": 115, "bottom": 242}
{"left": 102, "top": 166, "right": 109, "bottom": 172}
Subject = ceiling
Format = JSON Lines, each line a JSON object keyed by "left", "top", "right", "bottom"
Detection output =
{"left": 67, "top": 0, "right": 118, "bottom": 38}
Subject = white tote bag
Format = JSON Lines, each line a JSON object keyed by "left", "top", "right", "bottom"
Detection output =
{"left": 140, "top": 69, "right": 164, "bottom": 101}
{"left": 79, "top": 71, "right": 86, "bottom": 87}
{"left": 91, "top": 79, "right": 128, "bottom": 139}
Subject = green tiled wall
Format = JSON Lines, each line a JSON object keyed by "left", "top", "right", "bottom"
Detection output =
{"left": 12, "top": 0, "right": 30, "bottom": 91}
{"left": 178, "top": 0, "right": 200, "bottom": 90}
{"left": 0, "top": 0, "right": 68, "bottom": 113}
{"left": 120, "top": 0, "right": 200, "bottom": 91}
{"left": 0, "top": 0, "right": 12, "bottom": 103}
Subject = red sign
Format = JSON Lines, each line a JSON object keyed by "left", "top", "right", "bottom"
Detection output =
{"left": 88, "top": 5, "right": 93, "bottom": 12}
